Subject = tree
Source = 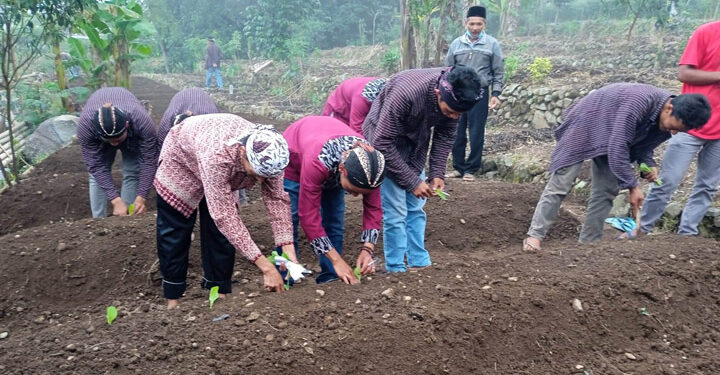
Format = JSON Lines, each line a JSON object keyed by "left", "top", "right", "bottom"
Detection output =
{"left": 0, "top": 0, "right": 94, "bottom": 186}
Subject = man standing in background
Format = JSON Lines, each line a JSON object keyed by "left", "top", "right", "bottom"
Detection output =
{"left": 205, "top": 38, "right": 223, "bottom": 90}
{"left": 444, "top": 5, "right": 504, "bottom": 182}
{"left": 630, "top": 20, "right": 720, "bottom": 237}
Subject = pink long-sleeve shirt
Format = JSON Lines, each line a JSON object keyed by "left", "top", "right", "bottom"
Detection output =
{"left": 154, "top": 114, "right": 293, "bottom": 262}
{"left": 321, "top": 77, "right": 379, "bottom": 134}
{"left": 283, "top": 116, "right": 382, "bottom": 255}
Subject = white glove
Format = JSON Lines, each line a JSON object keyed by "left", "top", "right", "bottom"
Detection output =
{"left": 274, "top": 257, "right": 312, "bottom": 281}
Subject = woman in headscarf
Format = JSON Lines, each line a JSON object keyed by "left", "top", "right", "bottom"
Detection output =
{"left": 281, "top": 116, "right": 386, "bottom": 284}
{"left": 154, "top": 113, "right": 296, "bottom": 308}
{"left": 321, "top": 77, "right": 387, "bottom": 134}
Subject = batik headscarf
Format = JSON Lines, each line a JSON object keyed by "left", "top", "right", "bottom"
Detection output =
{"left": 342, "top": 145, "right": 386, "bottom": 189}
{"left": 93, "top": 104, "right": 129, "bottom": 139}
{"left": 361, "top": 78, "right": 388, "bottom": 102}
{"left": 237, "top": 124, "right": 289, "bottom": 178}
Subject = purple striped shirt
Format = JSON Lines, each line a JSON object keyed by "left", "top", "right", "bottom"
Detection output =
{"left": 158, "top": 88, "right": 219, "bottom": 145}
{"left": 551, "top": 83, "right": 672, "bottom": 189}
{"left": 362, "top": 67, "right": 457, "bottom": 191}
{"left": 78, "top": 87, "right": 158, "bottom": 200}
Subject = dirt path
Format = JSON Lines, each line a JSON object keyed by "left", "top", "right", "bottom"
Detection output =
{"left": 0, "top": 78, "right": 719, "bottom": 374}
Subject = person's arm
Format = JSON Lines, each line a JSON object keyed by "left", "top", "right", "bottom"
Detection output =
{"left": 678, "top": 65, "right": 720, "bottom": 86}
{"left": 134, "top": 109, "right": 159, "bottom": 200}
{"left": 371, "top": 93, "right": 423, "bottom": 192}
{"left": 491, "top": 41, "right": 505, "bottom": 96}
{"left": 606, "top": 103, "right": 648, "bottom": 190}
{"left": 259, "top": 175, "right": 295, "bottom": 250}
{"left": 297, "top": 162, "right": 333, "bottom": 256}
{"left": 78, "top": 119, "right": 120, "bottom": 200}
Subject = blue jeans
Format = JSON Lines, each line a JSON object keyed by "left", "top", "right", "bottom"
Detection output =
{"left": 205, "top": 67, "right": 223, "bottom": 89}
{"left": 641, "top": 132, "right": 720, "bottom": 235}
{"left": 88, "top": 149, "right": 139, "bottom": 218}
{"left": 381, "top": 171, "right": 429, "bottom": 272}
{"left": 279, "top": 179, "right": 345, "bottom": 284}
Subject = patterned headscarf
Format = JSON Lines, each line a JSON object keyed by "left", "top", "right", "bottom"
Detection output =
{"left": 93, "top": 104, "right": 129, "bottom": 139}
{"left": 238, "top": 124, "right": 289, "bottom": 178}
{"left": 342, "top": 145, "right": 386, "bottom": 189}
{"left": 361, "top": 78, "right": 388, "bottom": 102}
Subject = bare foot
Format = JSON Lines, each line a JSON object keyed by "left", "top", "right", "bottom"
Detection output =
{"left": 167, "top": 299, "right": 179, "bottom": 309}
{"left": 522, "top": 237, "right": 542, "bottom": 252}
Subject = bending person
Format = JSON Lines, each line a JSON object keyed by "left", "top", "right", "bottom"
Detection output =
{"left": 78, "top": 87, "right": 158, "bottom": 218}
{"left": 282, "top": 116, "right": 386, "bottom": 284}
{"left": 158, "top": 88, "right": 219, "bottom": 145}
{"left": 322, "top": 76, "right": 387, "bottom": 134}
{"left": 523, "top": 83, "right": 711, "bottom": 251}
{"left": 155, "top": 113, "right": 296, "bottom": 308}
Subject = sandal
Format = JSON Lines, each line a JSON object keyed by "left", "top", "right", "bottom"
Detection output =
{"left": 522, "top": 238, "right": 541, "bottom": 252}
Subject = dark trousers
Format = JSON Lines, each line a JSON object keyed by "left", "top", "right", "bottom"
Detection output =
{"left": 452, "top": 88, "right": 489, "bottom": 175}
{"left": 157, "top": 196, "right": 235, "bottom": 299}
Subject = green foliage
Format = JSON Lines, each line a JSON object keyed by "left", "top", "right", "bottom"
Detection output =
{"left": 14, "top": 82, "right": 89, "bottom": 126}
{"left": 382, "top": 48, "right": 401, "bottom": 74}
{"left": 528, "top": 57, "right": 552, "bottom": 83}
{"left": 208, "top": 286, "right": 219, "bottom": 309}
{"left": 639, "top": 163, "right": 662, "bottom": 185}
{"left": 106, "top": 306, "right": 118, "bottom": 325}
{"left": 504, "top": 56, "right": 521, "bottom": 81}
{"left": 353, "top": 267, "right": 362, "bottom": 281}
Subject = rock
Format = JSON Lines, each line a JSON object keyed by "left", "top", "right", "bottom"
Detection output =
{"left": 246, "top": 312, "right": 260, "bottom": 322}
{"left": 669, "top": 254, "right": 676, "bottom": 259}
{"left": 572, "top": 298, "right": 583, "bottom": 311}
{"left": 532, "top": 111, "right": 549, "bottom": 129}
{"left": 265, "top": 334, "right": 275, "bottom": 342}
{"left": 247, "top": 292, "right": 260, "bottom": 298}
{"left": 625, "top": 352, "right": 636, "bottom": 360}
{"left": 459, "top": 219, "right": 466, "bottom": 224}
{"left": 665, "top": 202, "right": 683, "bottom": 218}
{"left": 316, "top": 290, "right": 325, "bottom": 297}
{"left": 381, "top": 288, "right": 395, "bottom": 299}
{"left": 610, "top": 192, "right": 630, "bottom": 217}
{"left": 507, "top": 277, "right": 518, "bottom": 282}
{"left": 706, "top": 207, "right": 720, "bottom": 217}
{"left": 0, "top": 332, "right": 7, "bottom": 339}
{"left": 278, "top": 321, "right": 288, "bottom": 329}
{"left": 65, "top": 343, "right": 77, "bottom": 352}
{"left": 403, "top": 296, "right": 412, "bottom": 302}
{"left": 23, "top": 115, "right": 79, "bottom": 164}
{"left": 576, "top": 364, "right": 584, "bottom": 370}
{"left": 544, "top": 111, "right": 556, "bottom": 124}
{"left": 56, "top": 242, "right": 68, "bottom": 252}
{"left": 481, "top": 159, "right": 497, "bottom": 173}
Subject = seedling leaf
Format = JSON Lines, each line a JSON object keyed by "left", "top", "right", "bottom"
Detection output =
{"left": 639, "top": 163, "right": 662, "bottom": 185}
{"left": 435, "top": 189, "right": 448, "bottom": 200}
{"left": 106, "top": 306, "right": 118, "bottom": 325}
{"left": 639, "top": 307, "right": 650, "bottom": 316}
{"left": 353, "top": 266, "right": 362, "bottom": 281}
{"left": 128, "top": 204, "right": 135, "bottom": 215}
{"left": 209, "top": 286, "right": 219, "bottom": 309}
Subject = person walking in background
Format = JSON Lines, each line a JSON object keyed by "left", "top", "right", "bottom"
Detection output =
{"left": 625, "top": 21, "right": 720, "bottom": 238}
{"left": 321, "top": 76, "right": 387, "bottom": 134}
{"left": 77, "top": 87, "right": 158, "bottom": 218}
{"left": 444, "top": 5, "right": 504, "bottom": 182}
{"left": 155, "top": 113, "right": 296, "bottom": 308}
{"left": 205, "top": 38, "right": 223, "bottom": 90}
{"left": 522, "top": 83, "right": 711, "bottom": 252}
{"left": 282, "top": 116, "right": 386, "bottom": 284}
{"left": 158, "top": 88, "right": 219, "bottom": 144}
{"left": 363, "top": 66, "right": 482, "bottom": 273}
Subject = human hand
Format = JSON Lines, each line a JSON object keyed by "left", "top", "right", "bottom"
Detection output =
{"left": 640, "top": 166, "right": 659, "bottom": 183}
{"left": 327, "top": 250, "right": 359, "bottom": 285}
{"left": 132, "top": 196, "right": 146, "bottom": 215}
{"left": 413, "top": 181, "right": 433, "bottom": 198}
{"left": 111, "top": 197, "right": 128, "bottom": 216}
{"left": 356, "top": 244, "right": 376, "bottom": 276}
{"left": 255, "top": 257, "right": 285, "bottom": 292}
{"left": 628, "top": 187, "right": 644, "bottom": 210}
{"left": 428, "top": 178, "right": 445, "bottom": 192}
{"left": 489, "top": 96, "right": 501, "bottom": 110}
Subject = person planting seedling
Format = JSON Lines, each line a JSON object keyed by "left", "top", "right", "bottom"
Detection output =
{"left": 154, "top": 113, "right": 298, "bottom": 309}
{"left": 280, "top": 116, "right": 386, "bottom": 284}
{"left": 321, "top": 76, "right": 387, "bottom": 134}
{"left": 523, "top": 83, "right": 711, "bottom": 251}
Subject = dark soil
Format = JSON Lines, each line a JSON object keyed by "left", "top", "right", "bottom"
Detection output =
{"left": 1, "top": 77, "right": 719, "bottom": 375}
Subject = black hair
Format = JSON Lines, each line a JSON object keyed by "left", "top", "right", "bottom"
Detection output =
{"left": 93, "top": 105, "right": 129, "bottom": 139}
{"left": 671, "top": 94, "right": 711, "bottom": 130}
{"left": 173, "top": 112, "right": 193, "bottom": 127}
{"left": 446, "top": 66, "right": 483, "bottom": 103}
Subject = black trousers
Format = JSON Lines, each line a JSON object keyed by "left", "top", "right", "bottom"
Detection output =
{"left": 157, "top": 196, "right": 235, "bottom": 299}
{"left": 452, "top": 88, "right": 489, "bottom": 175}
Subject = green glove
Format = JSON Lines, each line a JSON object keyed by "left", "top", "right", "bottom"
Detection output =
{"left": 639, "top": 163, "right": 662, "bottom": 186}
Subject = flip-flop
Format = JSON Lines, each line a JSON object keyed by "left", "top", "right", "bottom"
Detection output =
{"left": 522, "top": 238, "right": 541, "bottom": 252}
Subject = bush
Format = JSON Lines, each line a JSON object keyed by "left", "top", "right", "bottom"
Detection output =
{"left": 528, "top": 57, "right": 552, "bottom": 83}
{"left": 382, "top": 48, "right": 400, "bottom": 74}
{"left": 504, "top": 56, "right": 521, "bottom": 81}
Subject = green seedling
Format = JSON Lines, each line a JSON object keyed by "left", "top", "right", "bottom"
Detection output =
{"left": 435, "top": 189, "right": 449, "bottom": 200}
{"left": 639, "top": 163, "right": 662, "bottom": 185}
{"left": 128, "top": 204, "right": 135, "bottom": 215}
{"left": 267, "top": 250, "right": 289, "bottom": 264}
{"left": 353, "top": 266, "right": 362, "bottom": 281}
{"left": 106, "top": 306, "right": 118, "bottom": 325}
{"left": 639, "top": 307, "right": 650, "bottom": 316}
{"left": 209, "top": 286, "right": 219, "bottom": 309}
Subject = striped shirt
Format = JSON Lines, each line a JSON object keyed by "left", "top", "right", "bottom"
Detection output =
{"left": 158, "top": 88, "right": 219, "bottom": 145}
{"left": 78, "top": 87, "right": 158, "bottom": 200}
{"left": 362, "top": 67, "right": 457, "bottom": 191}
{"left": 550, "top": 83, "right": 672, "bottom": 189}
{"left": 154, "top": 114, "right": 293, "bottom": 262}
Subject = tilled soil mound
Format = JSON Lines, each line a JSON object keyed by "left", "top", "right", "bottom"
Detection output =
{"left": 1, "top": 77, "right": 719, "bottom": 375}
